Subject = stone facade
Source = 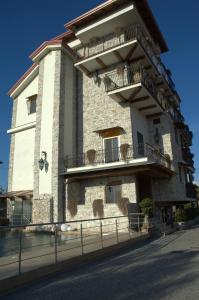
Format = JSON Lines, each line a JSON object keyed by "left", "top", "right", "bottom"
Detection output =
{"left": 66, "top": 176, "right": 137, "bottom": 222}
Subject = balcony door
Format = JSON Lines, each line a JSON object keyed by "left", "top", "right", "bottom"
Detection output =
{"left": 137, "top": 131, "right": 144, "bottom": 156}
{"left": 104, "top": 137, "right": 119, "bottom": 163}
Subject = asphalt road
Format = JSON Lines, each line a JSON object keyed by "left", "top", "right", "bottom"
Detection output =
{"left": 2, "top": 225, "right": 199, "bottom": 300}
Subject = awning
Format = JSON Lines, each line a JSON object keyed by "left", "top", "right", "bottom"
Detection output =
{"left": 0, "top": 190, "right": 33, "bottom": 200}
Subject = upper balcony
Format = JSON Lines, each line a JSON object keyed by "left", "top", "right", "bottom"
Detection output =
{"left": 103, "top": 64, "right": 167, "bottom": 116}
{"left": 173, "top": 110, "right": 185, "bottom": 128}
{"left": 74, "top": 24, "right": 177, "bottom": 99}
{"left": 64, "top": 143, "right": 173, "bottom": 179}
{"left": 182, "top": 148, "right": 195, "bottom": 169}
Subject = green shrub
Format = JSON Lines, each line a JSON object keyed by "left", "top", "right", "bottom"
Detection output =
{"left": 175, "top": 205, "right": 198, "bottom": 223}
{"left": 139, "top": 198, "right": 153, "bottom": 216}
{"left": 175, "top": 208, "right": 187, "bottom": 222}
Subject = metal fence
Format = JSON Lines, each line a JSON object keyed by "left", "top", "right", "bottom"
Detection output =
{"left": 0, "top": 213, "right": 145, "bottom": 281}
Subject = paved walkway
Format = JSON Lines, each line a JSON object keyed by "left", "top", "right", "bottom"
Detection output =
{"left": 2, "top": 225, "right": 199, "bottom": 300}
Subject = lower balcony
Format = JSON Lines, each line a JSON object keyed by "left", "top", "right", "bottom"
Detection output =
{"left": 104, "top": 64, "right": 167, "bottom": 117}
{"left": 64, "top": 143, "right": 174, "bottom": 179}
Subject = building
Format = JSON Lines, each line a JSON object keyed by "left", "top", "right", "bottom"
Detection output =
{"left": 5, "top": 0, "right": 196, "bottom": 225}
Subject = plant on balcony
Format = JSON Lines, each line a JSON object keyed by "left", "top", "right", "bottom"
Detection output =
{"left": 120, "top": 143, "right": 130, "bottom": 160}
{"left": 86, "top": 149, "right": 96, "bottom": 164}
{"left": 67, "top": 199, "right": 78, "bottom": 218}
{"left": 93, "top": 199, "right": 104, "bottom": 218}
{"left": 117, "top": 197, "right": 129, "bottom": 216}
{"left": 133, "top": 62, "right": 142, "bottom": 82}
{"left": 116, "top": 65, "right": 125, "bottom": 75}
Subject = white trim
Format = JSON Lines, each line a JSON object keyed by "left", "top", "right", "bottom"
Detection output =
{"left": 65, "top": 157, "right": 149, "bottom": 175}
{"left": 108, "top": 82, "right": 142, "bottom": 95}
{"left": 67, "top": 39, "right": 81, "bottom": 48}
{"left": 7, "top": 122, "right": 36, "bottom": 134}
{"left": 10, "top": 66, "right": 39, "bottom": 99}
{"left": 103, "top": 135, "right": 121, "bottom": 162}
{"left": 74, "top": 39, "right": 137, "bottom": 67}
{"left": 76, "top": 4, "right": 134, "bottom": 36}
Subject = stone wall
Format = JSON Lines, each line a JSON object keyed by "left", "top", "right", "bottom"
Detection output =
{"left": 65, "top": 175, "right": 137, "bottom": 222}
{"left": 77, "top": 73, "right": 133, "bottom": 153}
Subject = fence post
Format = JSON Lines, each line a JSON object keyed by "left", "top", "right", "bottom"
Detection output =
{"left": 100, "top": 221, "right": 103, "bottom": 248}
{"left": 116, "top": 219, "right": 119, "bottom": 244}
{"left": 128, "top": 214, "right": 131, "bottom": 240}
{"left": 18, "top": 229, "right": 22, "bottom": 275}
{"left": 54, "top": 227, "right": 58, "bottom": 264}
{"left": 80, "top": 223, "right": 84, "bottom": 255}
{"left": 138, "top": 215, "right": 140, "bottom": 233}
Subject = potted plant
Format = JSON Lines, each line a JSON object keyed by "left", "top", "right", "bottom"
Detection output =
{"left": 139, "top": 198, "right": 153, "bottom": 232}
{"left": 86, "top": 149, "right": 96, "bottom": 164}
{"left": 120, "top": 143, "right": 130, "bottom": 160}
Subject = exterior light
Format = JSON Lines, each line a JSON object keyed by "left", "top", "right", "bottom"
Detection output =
{"left": 39, "top": 151, "right": 47, "bottom": 171}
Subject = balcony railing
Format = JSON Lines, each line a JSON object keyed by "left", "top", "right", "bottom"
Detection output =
{"left": 76, "top": 24, "right": 175, "bottom": 93}
{"left": 182, "top": 148, "right": 194, "bottom": 167}
{"left": 173, "top": 110, "right": 185, "bottom": 126}
{"left": 104, "top": 64, "right": 167, "bottom": 110}
{"left": 186, "top": 182, "right": 197, "bottom": 199}
{"left": 64, "top": 143, "right": 172, "bottom": 170}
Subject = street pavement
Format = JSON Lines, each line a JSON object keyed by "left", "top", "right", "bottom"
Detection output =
{"left": 2, "top": 225, "right": 199, "bottom": 300}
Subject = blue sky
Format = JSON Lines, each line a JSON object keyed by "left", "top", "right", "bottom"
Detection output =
{"left": 0, "top": 0, "right": 198, "bottom": 189}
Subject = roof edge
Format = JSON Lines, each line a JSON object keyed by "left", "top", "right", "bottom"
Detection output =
{"left": 8, "top": 63, "right": 38, "bottom": 97}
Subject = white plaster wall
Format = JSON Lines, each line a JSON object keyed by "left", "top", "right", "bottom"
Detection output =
{"left": 131, "top": 107, "right": 150, "bottom": 147}
{"left": 39, "top": 51, "right": 56, "bottom": 194}
{"left": 15, "top": 75, "right": 38, "bottom": 127}
{"left": 12, "top": 128, "right": 35, "bottom": 191}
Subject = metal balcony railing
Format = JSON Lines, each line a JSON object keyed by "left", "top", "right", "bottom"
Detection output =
{"left": 103, "top": 64, "right": 167, "bottom": 110}
{"left": 64, "top": 143, "right": 172, "bottom": 170}
{"left": 76, "top": 24, "right": 175, "bottom": 93}
{"left": 186, "top": 182, "right": 197, "bottom": 199}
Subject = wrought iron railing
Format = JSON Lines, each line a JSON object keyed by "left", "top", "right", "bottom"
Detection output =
{"left": 103, "top": 64, "right": 167, "bottom": 110}
{"left": 186, "top": 182, "right": 197, "bottom": 199}
{"left": 64, "top": 143, "right": 172, "bottom": 170}
{"left": 76, "top": 23, "right": 175, "bottom": 93}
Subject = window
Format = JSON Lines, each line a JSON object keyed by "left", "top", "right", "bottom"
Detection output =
{"left": 27, "top": 95, "right": 37, "bottom": 114}
{"left": 104, "top": 137, "right": 119, "bottom": 163}
{"left": 137, "top": 131, "right": 144, "bottom": 155}
{"left": 105, "top": 184, "right": 121, "bottom": 203}
{"left": 153, "top": 118, "right": 160, "bottom": 125}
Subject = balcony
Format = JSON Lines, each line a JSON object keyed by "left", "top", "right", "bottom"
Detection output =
{"left": 186, "top": 182, "right": 197, "bottom": 199}
{"left": 64, "top": 143, "right": 173, "bottom": 178}
{"left": 75, "top": 24, "right": 177, "bottom": 97}
{"left": 182, "top": 125, "right": 193, "bottom": 147}
{"left": 182, "top": 148, "right": 194, "bottom": 169}
{"left": 173, "top": 110, "right": 185, "bottom": 128}
{"left": 104, "top": 64, "right": 167, "bottom": 116}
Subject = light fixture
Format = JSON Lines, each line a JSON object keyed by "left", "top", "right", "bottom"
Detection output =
{"left": 39, "top": 151, "right": 47, "bottom": 171}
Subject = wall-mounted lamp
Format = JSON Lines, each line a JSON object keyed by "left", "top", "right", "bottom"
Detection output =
{"left": 39, "top": 151, "right": 48, "bottom": 172}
